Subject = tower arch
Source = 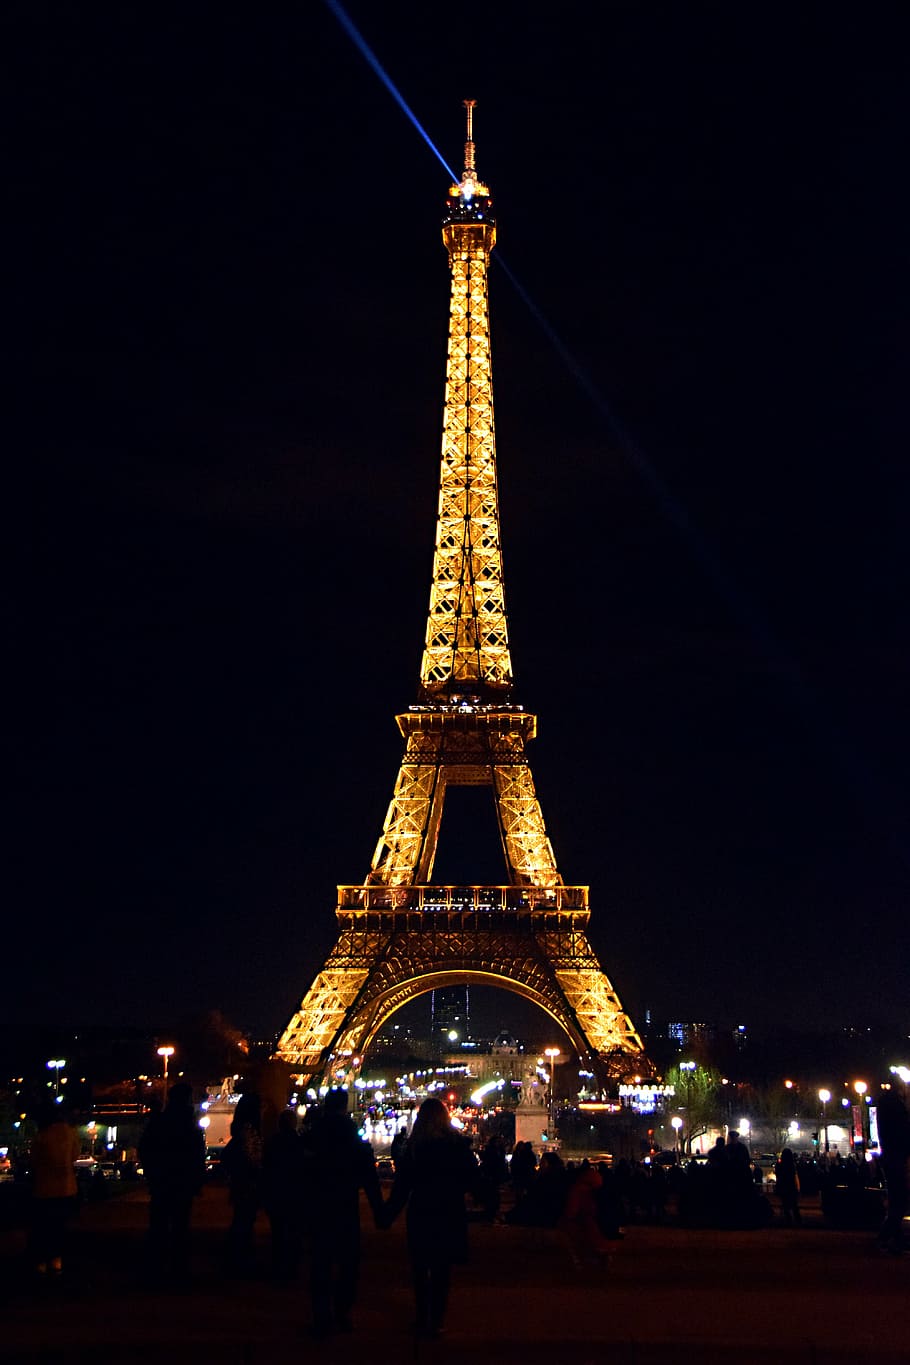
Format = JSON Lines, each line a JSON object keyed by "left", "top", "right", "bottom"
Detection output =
{"left": 335, "top": 969, "right": 586, "bottom": 1065}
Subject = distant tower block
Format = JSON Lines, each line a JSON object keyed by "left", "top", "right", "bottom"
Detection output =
{"left": 276, "top": 103, "right": 645, "bottom": 1092}
{"left": 431, "top": 985, "right": 470, "bottom": 1046}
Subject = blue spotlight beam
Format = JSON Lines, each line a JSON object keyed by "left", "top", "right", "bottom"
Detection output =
{"left": 494, "top": 254, "right": 782, "bottom": 664}
{"left": 324, "top": 0, "right": 906, "bottom": 869}
{"left": 324, "top": 0, "right": 458, "bottom": 183}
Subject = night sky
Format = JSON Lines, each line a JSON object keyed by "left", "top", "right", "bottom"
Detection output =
{"left": 20, "top": 4, "right": 909, "bottom": 1058}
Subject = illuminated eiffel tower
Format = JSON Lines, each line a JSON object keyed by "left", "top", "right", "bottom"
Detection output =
{"left": 276, "top": 103, "right": 644, "bottom": 1090}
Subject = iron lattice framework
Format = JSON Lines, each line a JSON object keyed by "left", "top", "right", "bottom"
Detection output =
{"left": 276, "top": 104, "right": 644, "bottom": 1091}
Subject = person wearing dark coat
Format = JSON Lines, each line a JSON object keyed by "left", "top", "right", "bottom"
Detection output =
{"left": 303, "top": 1088, "right": 383, "bottom": 1338}
{"left": 138, "top": 1083, "right": 206, "bottom": 1283}
{"left": 383, "top": 1096, "right": 481, "bottom": 1339}
{"left": 29, "top": 1102, "right": 80, "bottom": 1276}
{"left": 535, "top": 1150, "right": 569, "bottom": 1226}
{"left": 478, "top": 1133, "right": 508, "bottom": 1221}
{"left": 224, "top": 1091, "right": 263, "bottom": 1276}
{"left": 510, "top": 1140, "right": 537, "bottom": 1202}
{"left": 262, "top": 1109, "right": 308, "bottom": 1281}
{"left": 775, "top": 1148, "right": 801, "bottom": 1226}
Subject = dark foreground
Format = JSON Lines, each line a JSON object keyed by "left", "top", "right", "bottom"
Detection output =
{"left": 0, "top": 1186, "right": 906, "bottom": 1364}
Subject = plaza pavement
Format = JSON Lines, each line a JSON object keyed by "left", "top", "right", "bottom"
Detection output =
{"left": 0, "top": 1183, "right": 906, "bottom": 1364}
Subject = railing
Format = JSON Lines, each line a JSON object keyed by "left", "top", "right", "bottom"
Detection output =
{"left": 336, "top": 884, "right": 589, "bottom": 913}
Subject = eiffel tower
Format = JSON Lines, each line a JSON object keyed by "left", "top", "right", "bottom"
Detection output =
{"left": 276, "top": 103, "right": 644, "bottom": 1091}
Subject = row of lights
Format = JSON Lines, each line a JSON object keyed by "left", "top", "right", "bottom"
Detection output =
{"left": 41, "top": 1047, "right": 178, "bottom": 1105}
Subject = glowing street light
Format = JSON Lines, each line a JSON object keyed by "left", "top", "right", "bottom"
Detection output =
{"left": 853, "top": 1080, "right": 868, "bottom": 1150}
{"left": 818, "top": 1088, "right": 831, "bottom": 1154}
{"left": 544, "top": 1048, "right": 560, "bottom": 1140}
{"left": 671, "top": 1115, "right": 683, "bottom": 1159}
{"left": 890, "top": 1066, "right": 910, "bottom": 1096}
{"left": 46, "top": 1059, "right": 66, "bottom": 1099}
{"left": 156, "top": 1046, "right": 175, "bottom": 1102}
{"left": 679, "top": 1061, "right": 696, "bottom": 1153}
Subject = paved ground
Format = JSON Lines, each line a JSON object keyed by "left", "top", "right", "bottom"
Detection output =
{"left": 0, "top": 1185, "right": 907, "bottom": 1364}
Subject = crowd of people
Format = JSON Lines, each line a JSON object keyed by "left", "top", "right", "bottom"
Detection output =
{"left": 17, "top": 1085, "right": 910, "bottom": 1339}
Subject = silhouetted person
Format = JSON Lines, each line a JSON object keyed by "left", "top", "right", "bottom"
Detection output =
{"left": 724, "top": 1130, "right": 753, "bottom": 1209}
{"left": 535, "top": 1150, "right": 569, "bottom": 1226}
{"left": 630, "top": 1160, "right": 652, "bottom": 1220}
{"left": 510, "top": 1140, "right": 537, "bottom": 1202}
{"left": 303, "top": 1087, "right": 383, "bottom": 1338}
{"left": 224, "top": 1091, "right": 262, "bottom": 1276}
{"left": 383, "top": 1096, "right": 481, "bottom": 1339}
{"left": 139, "top": 1083, "right": 206, "bottom": 1284}
{"left": 30, "top": 1101, "right": 80, "bottom": 1276}
{"left": 390, "top": 1127, "right": 408, "bottom": 1168}
{"left": 707, "top": 1136, "right": 726, "bottom": 1169}
{"left": 775, "top": 1148, "right": 801, "bottom": 1226}
{"left": 876, "top": 1089, "right": 910, "bottom": 1255}
{"left": 262, "top": 1109, "right": 308, "bottom": 1281}
{"left": 650, "top": 1161, "right": 669, "bottom": 1223}
{"left": 479, "top": 1133, "right": 508, "bottom": 1221}
{"left": 595, "top": 1161, "right": 625, "bottom": 1239}
{"left": 562, "top": 1159, "right": 610, "bottom": 1265}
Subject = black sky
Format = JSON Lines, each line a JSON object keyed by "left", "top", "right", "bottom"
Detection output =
{"left": 19, "top": 3, "right": 909, "bottom": 1055}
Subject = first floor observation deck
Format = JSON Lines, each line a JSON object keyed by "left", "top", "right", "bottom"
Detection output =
{"left": 336, "top": 884, "right": 589, "bottom": 933}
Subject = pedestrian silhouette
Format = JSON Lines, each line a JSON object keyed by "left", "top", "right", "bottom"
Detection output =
{"left": 775, "top": 1148, "right": 801, "bottom": 1226}
{"left": 478, "top": 1133, "right": 508, "bottom": 1221}
{"left": 224, "top": 1091, "right": 263, "bottom": 1276}
{"left": 562, "top": 1158, "right": 611, "bottom": 1265}
{"left": 262, "top": 1109, "right": 307, "bottom": 1281}
{"left": 595, "top": 1160, "right": 625, "bottom": 1239}
{"left": 382, "top": 1095, "right": 482, "bottom": 1339}
{"left": 509, "top": 1140, "right": 537, "bottom": 1203}
{"left": 138, "top": 1082, "right": 206, "bottom": 1284}
{"left": 29, "top": 1101, "right": 80, "bottom": 1277}
{"left": 302, "top": 1087, "right": 383, "bottom": 1338}
{"left": 390, "top": 1126, "right": 408, "bottom": 1168}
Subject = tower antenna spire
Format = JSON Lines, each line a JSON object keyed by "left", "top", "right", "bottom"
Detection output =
{"left": 463, "top": 98, "right": 476, "bottom": 175}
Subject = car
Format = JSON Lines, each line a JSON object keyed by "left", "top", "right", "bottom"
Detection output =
{"left": 648, "top": 1150, "right": 678, "bottom": 1167}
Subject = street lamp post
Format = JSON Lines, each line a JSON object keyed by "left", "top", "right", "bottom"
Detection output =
{"left": 853, "top": 1080, "right": 868, "bottom": 1151}
{"left": 46, "top": 1059, "right": 66, "bottom": 1100}
{"left": 818, "top": 1088, "right": 831, "bottom": 1155}
{"left": 544, "top": 1048, "right": 560, "bottom": 1142}
{"left": 156, "top": 1046, "right": 175, "bottom": 1104}
{"left": 671, "top": 1115, "right": 683, "bottom": 1161}
{"left": 680, "top": 1061, "right": 696, "bottom": 1154}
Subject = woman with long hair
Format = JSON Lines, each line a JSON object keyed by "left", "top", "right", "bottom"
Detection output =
{"left": 383, "top": 1096, "right": 481, "bottom": 1338}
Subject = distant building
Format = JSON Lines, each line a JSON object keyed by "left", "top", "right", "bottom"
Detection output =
{"left": 371, "top": 1021, "right": 414, "bottom": 1054}
{"left": 430, "top": 986, "right": 470, "bottom": 1047}
{"left": 667, "top": 1021, "right": 717, "bottom": 1047}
